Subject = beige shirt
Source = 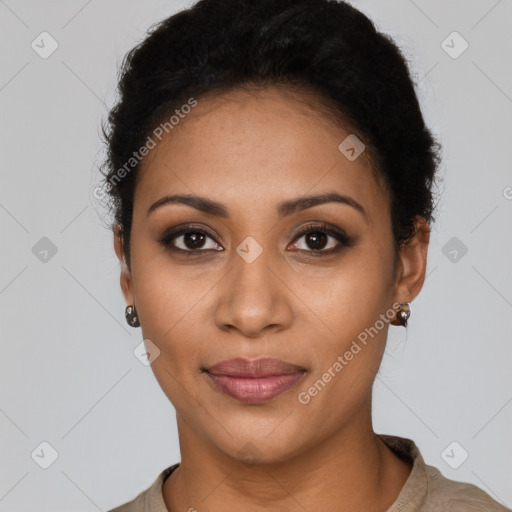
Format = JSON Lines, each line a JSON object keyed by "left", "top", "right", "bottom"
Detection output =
{"left": 108, "top": 434, "right": 510, "bottom": 511}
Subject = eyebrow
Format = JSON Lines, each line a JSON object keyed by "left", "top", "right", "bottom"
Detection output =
{"left": 147, "top": 192, "right": 367, "bottom": 220}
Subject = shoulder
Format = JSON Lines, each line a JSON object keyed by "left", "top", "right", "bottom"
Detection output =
{"left": 424, "top": 463, "right": 510, "bottom": 511}
{"left": 106, "top": 463, "right": 180, "bottom": 512}
{"left": 108, "top": 492, "right": 144, "bottom": 512}
{"left": 378, "top": 434, "right": 510, "bottom": 512}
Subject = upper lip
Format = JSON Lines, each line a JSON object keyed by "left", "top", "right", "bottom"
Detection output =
{"left": 205, "top": 357, "right": 306, "bottom": 377}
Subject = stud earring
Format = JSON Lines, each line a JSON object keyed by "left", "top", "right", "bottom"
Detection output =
{"left": 394, "top": 302, "right": 411, "bottom": 328}
{"left": 125, "top": 305, "right": 140, "bottom": 327}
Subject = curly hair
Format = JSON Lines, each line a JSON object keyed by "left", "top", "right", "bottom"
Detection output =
{"left": 98, "top": 0, "right": 442, "bottom": 270}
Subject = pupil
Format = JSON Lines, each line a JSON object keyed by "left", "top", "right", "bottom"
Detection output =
{"left": 185, "top": 232, "right": 205, "bottom": 249}
{"left": 307, "top": 232, "right": 327, "bottom": 250}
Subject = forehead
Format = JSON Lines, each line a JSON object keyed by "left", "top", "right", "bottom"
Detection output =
{"left": 134, "top": 86, "right": 387, "bottom": 220}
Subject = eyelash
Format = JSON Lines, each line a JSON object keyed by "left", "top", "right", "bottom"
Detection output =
{"left": 157, "top": 222, "right": 352, "bottom": 257}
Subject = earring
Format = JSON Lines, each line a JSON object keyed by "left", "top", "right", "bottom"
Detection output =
{"left": 125, "top": 305, "right": 140, "bottom": 327}
{"left": 395, "top": 302, "right": 411, "bottom": 328}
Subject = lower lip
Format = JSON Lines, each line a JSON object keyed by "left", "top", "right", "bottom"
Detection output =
{"left": 205, "top": 372, "right": 306, "bottom": 404}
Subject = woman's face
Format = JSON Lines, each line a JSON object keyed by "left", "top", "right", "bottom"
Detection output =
{"left": 115, "top": 86, "right": 426, "bottom": 464}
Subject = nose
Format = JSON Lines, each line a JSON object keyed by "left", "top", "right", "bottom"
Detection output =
{"left": 213, "top": 247, "right": 294, "bottom": 339}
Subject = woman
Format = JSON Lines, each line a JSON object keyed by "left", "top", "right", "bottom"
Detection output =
{"left": 100, "top": 0, "right": 508, "bottom": 510}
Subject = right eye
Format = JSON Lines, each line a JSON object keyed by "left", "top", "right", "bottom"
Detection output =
{"left": 158, "top": 227, "right": 224, "bottom": 254}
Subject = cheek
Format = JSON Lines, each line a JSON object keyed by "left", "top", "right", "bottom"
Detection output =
{"left": 301, "top": 240, "right": 394, "bottom": 330}
{"left": 134, "top": 268, "right": 207, "bottom": 352}
{"left": 128, "top": 240, "right": 204, "bottom": 360}
{"left": 131, "top": 260, "right": 210, "bottom": 409}
{"left": 297, "top": 241, "right": 395, "bottom": 377}
{"left": 293, "top": 264, "right": 394, "bottom": 424}
{"left": 129, "top": 220, "right": 205, "bottom": 328}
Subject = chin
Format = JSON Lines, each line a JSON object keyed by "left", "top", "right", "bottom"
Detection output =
{"left": 209, "top": 422, "right": 312, "bottom": 466}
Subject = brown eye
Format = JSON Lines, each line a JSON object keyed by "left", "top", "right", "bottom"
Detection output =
{"left": 292, "top": 231, "right": 340, "bottom": 251}
{"left": 180, "top": 232, "right": 207, "bottom": 250}
{"left": 158, "top": 227, "right": 223, "bottom": 253}
{"left": 288, "top": 222, "right": 352, "bottom": 255}
{"left": 302, "top": 231, "right": 329, "bottom": 250}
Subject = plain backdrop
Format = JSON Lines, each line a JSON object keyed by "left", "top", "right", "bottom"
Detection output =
{"left": 0, "top": 0, "right": 511, "bottom": 510}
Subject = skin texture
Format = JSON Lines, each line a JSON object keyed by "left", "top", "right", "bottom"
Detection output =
{"left": 114, "top": 86, "right": 430, "bottom": 511}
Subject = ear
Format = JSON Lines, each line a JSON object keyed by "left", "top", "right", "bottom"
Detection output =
{"left": 113, "top": 225, "right": 134, "bottom": 306}
{"left": 392, "top": 216, "right": 430, "bottom": 305}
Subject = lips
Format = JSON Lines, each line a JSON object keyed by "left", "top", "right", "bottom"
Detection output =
{"left": 204, "top": 357, "right": 307, "bottom": 404}
{"left": 206, "top": 357, "right": 306, "bottom": 377}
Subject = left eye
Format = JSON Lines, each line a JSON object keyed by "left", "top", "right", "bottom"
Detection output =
{"left": 288, "top": 225, "right": 350, "bottom": 253}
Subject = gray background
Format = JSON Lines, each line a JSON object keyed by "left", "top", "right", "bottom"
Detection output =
{"left": 1, "top": 0, "right": 511, "bottom": 510}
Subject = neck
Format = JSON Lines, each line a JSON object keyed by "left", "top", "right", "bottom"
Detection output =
{"left": 163, "top": 407, "right": 412, "bottom": 511}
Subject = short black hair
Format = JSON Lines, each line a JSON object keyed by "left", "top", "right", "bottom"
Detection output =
{"left": 99, "top": 0, "right": 442, "bottom": 270}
